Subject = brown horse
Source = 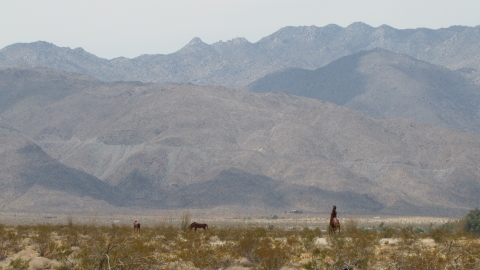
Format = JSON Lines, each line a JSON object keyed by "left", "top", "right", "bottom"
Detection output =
{"left": 134, "top": 221, "right": 140, "bottom": 233}
{"left": 329, "top": 218, "right": 340, "bottom": 234}
{"left": 329, "top": 205, "right": 341, "bottom": 234}
{"left": 188, "top": 222, "right": 208, "bottom": 231}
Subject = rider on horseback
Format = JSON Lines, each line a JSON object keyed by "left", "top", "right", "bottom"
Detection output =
{"left": 330, "top": 205, "right": 337, "bottom": 221}
{"left": 329, "top": 205, "right": 340, "bottom": 234}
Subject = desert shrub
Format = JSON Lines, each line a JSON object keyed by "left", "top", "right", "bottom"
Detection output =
{"left": 303, "top": 247, "right": 330, "bottom": 270}
{"left": 343, "top": 218, "right": 359, "bottom": 233}
{"left": 428, "top": 227, "right": 450, "bottom": 244}
{"left": 377, "top": 225, "right": 396, "bottom": 238}
{"left": 387, "top": 236, "right": 480, "bottom": 269}
{"left": 212, "top": 225, "right": 238, "bottom": 242}
{"left": 176, "top": 230, "right": 236, "bottom": 269}
{"left": 464, "top": 208, "right": 480, "bottom": 235}
{"left": 437, "top": 221, "right": 455, "bottom": 232}
{"left": 254, "top": 237, "right": 292, "bottom": 270}
{"left": 388, "top": 241, "right": 440, "bottom": 269}
{"left": 300, "top": 227, "right": 321, "bottom": 251}
{"left": 156, "top": 224, "right": 179, "bottom": 242}
{"left": 74, "top": 225, "right": 159, "bottom": 269}
{"left": 0, "top": 224, "right": 24, "bottom": 261}
{"left": 180, "top": 210, "right": 191, "bottom": 232}
{"left": 5, "top": 257, "right": 31, "bottom": 270}
{"left": 53, "top": 240, "right": 76, "bottom": 270}
{"left": 64, "top": 229, "right": 80, "bottom": 247}
{"left": 31, "top": 224, "right": 57, "bottom": 258}
{"left": 73, "top": 226, "right": 110, "bottom": 269}
{"left": 66, "top": 215, "right": 74, "bottom": 228}
{"left": 0, "top": 224, "right": 9, "bottom": 261}
{"left": 326, "top": 229, "right": 377, "bottom": 269}
{"left": 398, "top": 226, "right": 419, "bottom": 245}
{"left": 236, "top": 227, "right": 268, "bottom": 262}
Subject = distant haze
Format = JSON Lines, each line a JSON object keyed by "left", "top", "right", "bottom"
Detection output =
{"left": 1, "top": 0, "right": 480, "bottom": 59}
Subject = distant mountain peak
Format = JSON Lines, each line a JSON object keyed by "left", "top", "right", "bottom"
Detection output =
{"left": 230, "top": 37, "right": 249, "bottom": 44}
{"left": 177, "top": 37, "right": 213, "bottom": 55}
{"left": 27, "top": 40, "right": 55, "bottom": 46}
{"left": 2, "top": 40, "right": 56, "bottom": 50}
{"left": 187, "top": 37, "right": 205, "bottom": 45}
{"left": 346, "top": 22, "right": 375, "bottom": 30}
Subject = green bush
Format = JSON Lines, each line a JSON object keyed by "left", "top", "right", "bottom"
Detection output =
{"left": 464, "top": 208, "right": 480, "bottom": 234}
{"left": 5, "top": 257, "right": 30, "bottom": 270}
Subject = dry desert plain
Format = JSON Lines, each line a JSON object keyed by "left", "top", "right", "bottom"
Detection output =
{"left": 2, "top": 210, "right": 478, "bottom": 270}
{"left": 0, "top": 210, "right": 456, "bottom": 228}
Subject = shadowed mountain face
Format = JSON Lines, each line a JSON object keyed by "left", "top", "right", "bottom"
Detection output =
{"left": 0, "top": 128, "right": 124, "bottom": 211}
{"left": 248, "top": 49, "right": 480, "bottom": 134}
{"left": 152, "top": 168, "right": 384, "bottom": 214}
{"left": 1, "top": 23, "right": 479, "bottom": 89}
{"left": 1, "top": 67, "right": 480, "bottom": 216}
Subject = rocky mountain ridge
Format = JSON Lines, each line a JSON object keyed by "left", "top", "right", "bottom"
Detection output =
{"left": 1, "top": 23, "right": 479, "bottom": 88}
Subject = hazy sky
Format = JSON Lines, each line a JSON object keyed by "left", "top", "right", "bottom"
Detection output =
{"left": 2, "top": 0, "right": 479, "bottom": 59}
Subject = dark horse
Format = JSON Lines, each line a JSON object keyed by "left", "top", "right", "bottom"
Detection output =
{"left": 329, "top": 205, "right": 341, "bottom": 234}
{"left": 134, "top": 221, "right": 140, "bottom": 233}
{"left": 188, "top": 222, "right": 208, "bottom": 231}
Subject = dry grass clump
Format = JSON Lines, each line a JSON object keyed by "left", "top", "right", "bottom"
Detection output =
{"left": 0, "top": 217, "right": 479, "bottom": 269}
{"left": 0, "top": 224, "right": 24, "bottom": 261}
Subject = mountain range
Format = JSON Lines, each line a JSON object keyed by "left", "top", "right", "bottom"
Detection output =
{"left": 1, "top": 67, "right": 480, "bottom": 216}
{"left": 1, "top": 23, "right": 479, "bottom": 89}
{"left": 1, "top": 22, "right": 480, "bottom": 216}
{"left": 248, "top": 48, "right": 480, "bottom": 134}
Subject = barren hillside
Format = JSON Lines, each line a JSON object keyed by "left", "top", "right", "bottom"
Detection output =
{"left": 1, "top": 67, "right": 480, "bottom": 215}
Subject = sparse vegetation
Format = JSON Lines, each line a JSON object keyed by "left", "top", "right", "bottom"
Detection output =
{"left": 0, "top": 215, "right": 479, "bottom": 269}
{"left": 5, "top": 257, "right": 30, "bottom": 270}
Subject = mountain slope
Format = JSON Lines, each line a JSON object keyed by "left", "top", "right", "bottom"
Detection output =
{"left": 1, "top": 23, "right": 479, "bottom": 88}
{"left": 0, "top": 127, "right": 124, "bottom": 211}
{"left": 0, "top": 67, "right": 101, "bottom": 114}
{"left": 1, "top": 68, "right": 480, "bottom": 215}
{"left": 248, "top": 49, "right": 480, "bottom": 134}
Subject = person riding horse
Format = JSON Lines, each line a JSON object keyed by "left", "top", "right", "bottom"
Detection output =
{"left": 329, "top": 205, "right": 340, "bottom": 234}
